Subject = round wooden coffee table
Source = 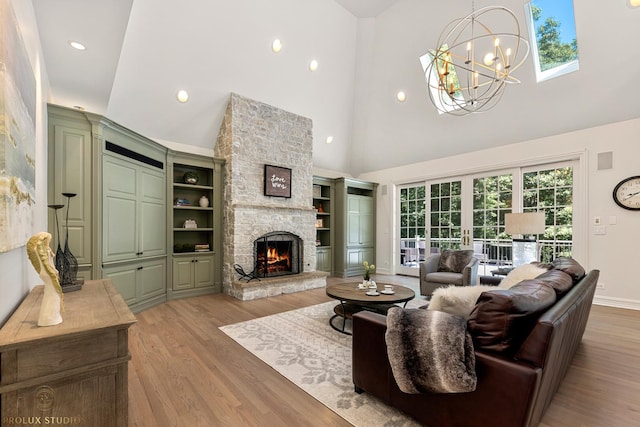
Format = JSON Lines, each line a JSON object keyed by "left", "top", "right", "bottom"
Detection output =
{"left": 325, "top": 282, "right": 415, "bottom": 334}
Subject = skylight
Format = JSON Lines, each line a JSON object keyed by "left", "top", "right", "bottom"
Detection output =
{"left": 525, "top": 0, "right": 579, "bottom": 82}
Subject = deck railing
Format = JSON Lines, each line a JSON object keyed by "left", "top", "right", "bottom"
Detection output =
{"left": 401, "top": 238, "right": 573, "bottom": 266}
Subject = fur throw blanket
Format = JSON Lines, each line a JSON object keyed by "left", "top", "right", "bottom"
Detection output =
{"left": 385, "top": 307, "right": 477, "bottom": 394}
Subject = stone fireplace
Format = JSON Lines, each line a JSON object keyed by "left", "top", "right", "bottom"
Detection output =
{"left": 214, "top": 93, "right": 327, "bottom": 300}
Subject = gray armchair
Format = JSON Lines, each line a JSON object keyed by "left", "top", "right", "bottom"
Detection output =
{"left": 419, "top": 249, "right": 479, "bottom": 297}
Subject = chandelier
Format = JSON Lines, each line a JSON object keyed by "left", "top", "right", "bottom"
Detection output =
{"left": 419, "top": 3, "right": 529, "bottom": 116}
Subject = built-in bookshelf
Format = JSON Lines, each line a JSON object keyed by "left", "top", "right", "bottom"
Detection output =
{"left": 168, "top": 152, "right": 224, "bottom": 298}
{"left": 313, "top": 177, "right": 334, "bottom": 272}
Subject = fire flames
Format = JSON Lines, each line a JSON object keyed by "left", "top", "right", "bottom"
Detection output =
{"left": 257, "top": 244, "right": 291, "bottom": 274}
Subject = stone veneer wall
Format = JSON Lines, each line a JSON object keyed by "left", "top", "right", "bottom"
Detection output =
{"left": 214, "top": 93, "right": 326, "bottom": 300}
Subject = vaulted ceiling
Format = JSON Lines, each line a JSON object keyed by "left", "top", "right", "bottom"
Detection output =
{"left": 32, "top": 0, "right": 640, "bottom": 175}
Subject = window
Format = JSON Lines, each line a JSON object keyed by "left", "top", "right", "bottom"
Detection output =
{"left": 525, "top": 0, "right": 579, "bottom": 82}
{"left": 430, "top": 180, "right": 462, "bottom": 251}
{"left": 522, "top": 165, "right": 573, "bottom": 261}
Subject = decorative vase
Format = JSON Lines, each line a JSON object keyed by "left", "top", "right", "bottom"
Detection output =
{"left": 199, "top": 196, "right": 209, "bottom": 207}
{"left": 184, "top": 171, "right": 199, "bottom": 184}
{"left": 58, "top": 193, "right": 82, "bottom": 292}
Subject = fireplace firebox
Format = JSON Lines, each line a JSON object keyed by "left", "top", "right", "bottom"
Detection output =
{"left": 254, "top": 231, "right": 302, "bottom": 278}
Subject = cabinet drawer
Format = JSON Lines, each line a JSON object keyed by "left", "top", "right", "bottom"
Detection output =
{"left": 15, "top": 330, "right": 118, "bottom": 382}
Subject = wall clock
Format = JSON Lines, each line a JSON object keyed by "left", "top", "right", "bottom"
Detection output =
{"left": 612, "top": 176, "right": 640, "bottom": 210}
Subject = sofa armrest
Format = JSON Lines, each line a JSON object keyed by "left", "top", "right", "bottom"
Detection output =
{"left": 419, "top": 254, "right": 441, "bottom": 284}
{"left": 352, "top": 311, "right": 393, "bottom": 400}
{"left": 462, "top": 256, "right": 479, "bottom": 286}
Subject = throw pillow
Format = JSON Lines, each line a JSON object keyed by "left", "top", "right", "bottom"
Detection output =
{"left": 437, "top": 250, "right": 474, "bottom": 273}
{"left": 428, "top": 285, "right": 499, "bottom": 319}
{"left": 498, "top": 263, "right": 550, "bottom": 289}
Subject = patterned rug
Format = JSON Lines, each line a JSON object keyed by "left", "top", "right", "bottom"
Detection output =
{"left": 219, "top": 301, "right": 423, "bottom": 427}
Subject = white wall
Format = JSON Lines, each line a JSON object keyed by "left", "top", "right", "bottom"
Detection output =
{"left": 0, "top": 0, "right": 50, "bottom": 324}
{"left": 358, "top": 118, "right": 640, "bottom": 310}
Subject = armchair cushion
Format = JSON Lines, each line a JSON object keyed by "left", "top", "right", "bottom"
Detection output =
{"left": 437, "top": 249, "right": 474, "bottom": 273}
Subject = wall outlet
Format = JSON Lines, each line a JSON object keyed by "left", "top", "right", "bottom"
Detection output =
{"left": 596, "top": 282, "right": 605, "bottom": 290}
{"left": 594, "top": 226, "right": 606, "bottom": 235}
{"left": 594, "top": 216, "right": 601, "bottom": 225}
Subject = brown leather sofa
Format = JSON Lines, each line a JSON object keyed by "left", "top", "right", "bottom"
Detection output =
{"left": 352, "top": 258, "right": 599, "bottom": 427}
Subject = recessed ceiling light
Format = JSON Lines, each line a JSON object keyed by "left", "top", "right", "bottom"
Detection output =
{"left": 272, "top": 39, "right": 282, "bottom": 53}
{"left": 325, "top": 136, "right": 333, "bottom": 144}
{"left": 309, "top": 60, "right": 319, "bottom": 72}
{"left": 396, "top": 91, "right": 406, "bottom": 102}
{"left": 177, "top": 90, "right": 189, "bottom": 103}
{"left": 630, "top": 0, "right": 640, "bottom": 7}
{"left": 69, "top": 41, "right": 86, "bottom": 51}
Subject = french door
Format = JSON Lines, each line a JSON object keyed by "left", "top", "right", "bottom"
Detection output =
{"left": 396, "top": 161, "right": 575, "bottom": 276}
{"left": 398, "top": 173, "right": 509, "bottom": 275}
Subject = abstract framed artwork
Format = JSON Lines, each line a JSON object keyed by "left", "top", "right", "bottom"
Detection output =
{"left": 0, "top": 0, "right": 37, "bottom": 252}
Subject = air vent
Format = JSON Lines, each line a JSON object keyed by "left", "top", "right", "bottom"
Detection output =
{"left": 105, "top": 141, "right": 164, "bottom": 170}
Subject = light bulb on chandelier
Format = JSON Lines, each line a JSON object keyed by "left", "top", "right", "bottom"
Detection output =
{"left": 419, "top": 3, "right": 529, "bottom": 116}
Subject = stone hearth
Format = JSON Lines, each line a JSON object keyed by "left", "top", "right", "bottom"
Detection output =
{"left": 214, "top": 93, "right": 327, "bottom": 300}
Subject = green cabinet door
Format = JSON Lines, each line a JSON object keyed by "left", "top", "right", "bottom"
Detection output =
{"left": 193, "top": 255, "right": 214, "bottom": 288}
{"left": 140, "top": 168, "right": 167, "bottom": 258}
{"left": 103, "top": 154, "right": 166, "bottom": 262}
{"left": 347, "top": 195, "right": 374, "bottom": 246}
{"left": 316, "top": 247, "right": 332, "bottom": 272}
{"left": 50, "top": 124, "right": 93, "bottom": 267}
{"left": 103, "top": 156, "right": 138, "bottom": 262}
{"left": 103, "top": 258, "right": 166, "bottom": 312}
{"left": 173, "top": 257, "right": 195, "bottom": 290}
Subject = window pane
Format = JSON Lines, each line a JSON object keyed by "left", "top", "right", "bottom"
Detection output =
{"left": 523, "top": 172, "right": 538, "bottom": 189}
{"left": 527, "top": 0, "right": 579, "bottom": 81}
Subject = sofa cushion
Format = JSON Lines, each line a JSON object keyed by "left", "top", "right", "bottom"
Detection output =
{"left": 552, "top": 257, "right": 586, "bottom": 283}
{"left": 467, "top": 280, "right": 557, "bottom": 354}
{"left": 535, "top": 269, "right": 574, "bottom": 297}
{"left": 437, "top": 250, "right": 474, "bottom": 273}
{"left": 428, "top": 285, "right": 499, "bottom": 319}
{"left": 498, "top": 263, "right": 550, "bottom": 289}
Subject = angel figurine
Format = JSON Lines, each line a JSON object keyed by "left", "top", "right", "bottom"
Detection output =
{"left": 26, "top": 232, "right": 64, "bottom": 326}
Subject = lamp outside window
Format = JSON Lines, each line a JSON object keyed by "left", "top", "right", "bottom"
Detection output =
{"left": 505, "top": 212, "right": 545, "bottom": 267}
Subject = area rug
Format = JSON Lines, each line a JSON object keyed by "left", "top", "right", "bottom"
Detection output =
{"left": 219, "top": 301, "right": 423, "bottom": 427}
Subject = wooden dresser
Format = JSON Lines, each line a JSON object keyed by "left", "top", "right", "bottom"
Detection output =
{"left": 0, "top": 279, "right": 136, "bottom": 426}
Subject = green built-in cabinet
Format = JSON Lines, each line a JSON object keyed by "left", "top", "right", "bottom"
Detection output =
{"left": 47, "top": 109, "right": 94, "bottom": 281}
{"left": 313, "top": 176, "right": 334, "bottom": 273}
{"left": 333, "top": 178, "right": 378, "bottom": 278}
{"left": 47, "top": 105, "right": 224, "bottom": 312}
{"left": 168, "top": 152, "right": 224, "bottom": 299}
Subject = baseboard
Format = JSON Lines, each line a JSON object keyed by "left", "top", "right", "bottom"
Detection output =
{"left": 593, "top": 295, "right": 640, "bottom": 311}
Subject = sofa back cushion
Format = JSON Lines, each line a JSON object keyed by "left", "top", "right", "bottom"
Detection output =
{"left": 437, "top": 249, "right": 474, "bottom": 273}
{"left": 467, "top": 280, "right": 557, "bottom": 354}
{"left": 535, "top": 269, "right": 574, "bottom": 297}
{"left": 552, "top": 257, "right": 586, "bottom": 283}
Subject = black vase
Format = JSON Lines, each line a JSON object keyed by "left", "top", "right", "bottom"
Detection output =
{"left": 58, "top": 193, "right": 82, "bottom": 291}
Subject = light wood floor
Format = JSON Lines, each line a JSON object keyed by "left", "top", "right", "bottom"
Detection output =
{"left": 128, "top": 275, "right": 640, "bottom": 426}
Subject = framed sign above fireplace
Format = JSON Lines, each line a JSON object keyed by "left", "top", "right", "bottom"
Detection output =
{"left": 264, "top": 164, "right": 292, "bottom": 198}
